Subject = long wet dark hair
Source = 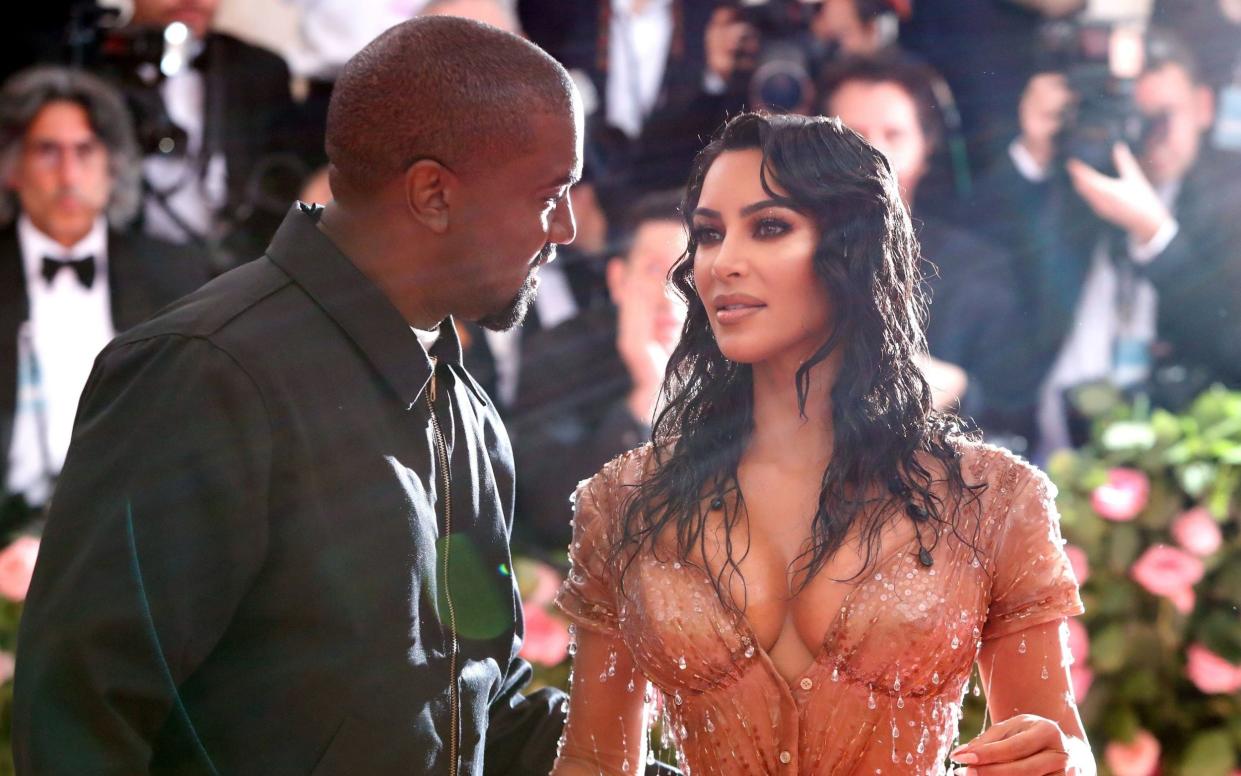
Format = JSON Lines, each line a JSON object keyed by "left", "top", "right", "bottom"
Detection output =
{"left": 616, "top": 112, "right": 982, "bottom": 609}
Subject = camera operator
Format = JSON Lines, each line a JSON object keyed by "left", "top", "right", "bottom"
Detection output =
{"left": 974, "top": 26, "right": 1241, "bottom": 459}
{"left": 90, "top": 0, "right": 303, "bottom": 273}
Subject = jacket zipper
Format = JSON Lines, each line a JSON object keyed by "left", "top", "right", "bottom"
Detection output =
{"left": 426, "top": 359, "right": 459, "bottom": 776}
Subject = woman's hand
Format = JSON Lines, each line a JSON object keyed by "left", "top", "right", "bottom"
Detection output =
{"left": 950, "top": 713, "right": 1087, "bottom": 774}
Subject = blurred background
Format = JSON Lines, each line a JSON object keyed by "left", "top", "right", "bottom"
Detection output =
{"left": 0, "top": 0, "right": 1239, "bottom": 773}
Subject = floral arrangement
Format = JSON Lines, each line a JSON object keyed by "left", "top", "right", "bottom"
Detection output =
{"left": 1045, "top": 386, "right": 1241, "bottom": 775}
{"left": 0, "top": 534, "right": 39, "bottom": 776}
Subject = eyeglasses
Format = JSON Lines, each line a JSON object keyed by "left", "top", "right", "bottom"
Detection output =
{"left": 23, "top": 139, "right": 107, "bottom": 171}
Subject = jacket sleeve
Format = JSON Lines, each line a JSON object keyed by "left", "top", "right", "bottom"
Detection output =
{"left": 13, "top": 334, "right": 271, "bottom": 775}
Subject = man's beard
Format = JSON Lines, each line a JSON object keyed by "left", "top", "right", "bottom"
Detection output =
{"left": 476, "top": 244, "right": 555, "bottom": 332}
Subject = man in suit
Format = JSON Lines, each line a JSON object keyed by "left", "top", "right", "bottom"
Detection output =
{"left": 821, "top": 55, "right": 1035, "bottom": 446}
{"left": 104, "top": 0, "right": 303, "bottom": 272}
{"left": 510, "top": 190, "right": 686, "bottom": 550}
{"left": 15, "top": 17, "right": 581, "bottom": 774}
{"left": 0, "top": 66, "right": 205, "bottom": 531}
{"left": 974, "top": 27, "right": 1241, "bottom": 457}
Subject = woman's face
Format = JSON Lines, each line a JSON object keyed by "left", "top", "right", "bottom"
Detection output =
{"left": 691, "top": 149, "right": 831, "bottom": 367}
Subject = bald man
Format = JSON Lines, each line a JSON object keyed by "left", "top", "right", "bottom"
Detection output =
{"left": 15, "top": 17, "right": 581, "bottom": 776}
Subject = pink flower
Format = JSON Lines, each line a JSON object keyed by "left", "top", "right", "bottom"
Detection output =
{"left": 1130, "top": 545, "right": 1203, "bottom": 612}
{"left": 1171, "top": 507, "right": 1223, "bottom": 557}
{"left": 1091, "top": 468, "right": 1149, "bottom": 521}
{"left": 1105, "top": 729, "right": 1161, "bottom": 776}
{"left": 1185, "top": 643, "right": 1241, "bottom": 695}
{"left": 519, "top": 603, "right": 570, "bottom": 667}
{"left": 1064, "top": 545, "right": 1090, "bottom": 584}
{"left": 1070, "top": 665, "right": 1094, "bottom": 701}
{"left": 0, "top": 536, "right": 40, "bottom": 602}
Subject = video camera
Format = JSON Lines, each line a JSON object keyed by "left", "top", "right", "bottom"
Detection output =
{"left": 733, "top": 0, "right": 821, "bottom": 114}
{"left": 1036, "top": 18, "right": 1159, "bottom": 174}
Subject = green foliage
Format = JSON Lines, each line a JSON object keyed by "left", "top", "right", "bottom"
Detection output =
{"left": 1051, "top": 386, "right": 1241, "bottom": 772}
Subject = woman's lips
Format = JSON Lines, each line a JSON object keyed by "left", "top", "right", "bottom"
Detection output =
{"left": 715, "top": 303, "right": 764, "bottom": 324}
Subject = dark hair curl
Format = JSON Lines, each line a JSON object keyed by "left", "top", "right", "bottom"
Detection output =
{"left": 615, "top": 112, "right": 983, "bottom": 612}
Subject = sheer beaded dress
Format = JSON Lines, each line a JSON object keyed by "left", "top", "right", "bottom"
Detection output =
{"left": 554, "top": 442, "right": 1084, "bottom": 775}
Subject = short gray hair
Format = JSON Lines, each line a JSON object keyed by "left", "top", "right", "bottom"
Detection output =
{"left": 0, "top": 66, "right": 142, "bottom": 229}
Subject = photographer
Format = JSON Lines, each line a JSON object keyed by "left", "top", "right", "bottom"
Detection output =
{"left": 974, "top": 26, "right": 1241, "bottom": 458}
{"left": 90, "top": 0, "right": 303, "bottom": 273}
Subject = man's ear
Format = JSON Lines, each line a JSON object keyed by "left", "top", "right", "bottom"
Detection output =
{"left": 605, "top": 255, "right": 627, "bottom": 305}
{"left": 404, "top": 159, "right": 457, "bottom": 233}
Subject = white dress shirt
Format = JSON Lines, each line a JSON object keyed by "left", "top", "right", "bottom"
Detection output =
{"left": 6, "top": 216, "right": 115, "bottom": 505}
{"left": 606, "top": 0, "right": 674, "bottom": 139}
{"left": 482, "top": 263, "right": 579, "bottom": 409}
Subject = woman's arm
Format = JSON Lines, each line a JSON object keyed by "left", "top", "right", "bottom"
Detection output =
{"left": 953, "top": 618, "right": 1095, "bottom": 775}
{"left": 551, "top": 626, "right": 651, "bottom": 776}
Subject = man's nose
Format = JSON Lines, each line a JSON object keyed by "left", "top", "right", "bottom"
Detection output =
{"left": 551, "top": 193, "right": 577, "bottom": 245}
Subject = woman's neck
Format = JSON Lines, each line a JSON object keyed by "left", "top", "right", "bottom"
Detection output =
{"left": 746, "top": 350, "right": 840, "bottom": 469}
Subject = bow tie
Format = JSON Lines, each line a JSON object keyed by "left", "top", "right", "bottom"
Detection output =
{"left": 41, "top": 255, "right": 96, "bottom": 289}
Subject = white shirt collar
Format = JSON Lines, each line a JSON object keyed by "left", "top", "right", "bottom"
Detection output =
{"left": 17, "top": 214, "right": 109, "bottom": 282}
{"left": 612, "top": 0, "right": 672, "bottom": 16}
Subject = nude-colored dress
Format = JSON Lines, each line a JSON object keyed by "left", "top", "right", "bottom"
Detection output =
{"left": 554, "top": 442, "right": 1084, "bottom": 775}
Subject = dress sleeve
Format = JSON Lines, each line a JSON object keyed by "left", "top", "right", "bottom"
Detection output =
{"left": 982, "top": 464, "right": 1085, "bottom": 642}
{"left": 554, "top": 462, "right": 623, "bottom": 637}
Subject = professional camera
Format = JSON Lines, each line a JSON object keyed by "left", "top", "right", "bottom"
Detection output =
{"left": 1036, "top": 19, "right": 1155, "bottom": 174}
{"left": 733, "top": 0, "right": 821, "bottom": 114}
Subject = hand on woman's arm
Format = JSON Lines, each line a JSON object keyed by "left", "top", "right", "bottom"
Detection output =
{"left": 953, "top": 618, "right": 1095, "bottom": 775}
{"left": 551, "top": 626, "right": 650, "bottom": 776}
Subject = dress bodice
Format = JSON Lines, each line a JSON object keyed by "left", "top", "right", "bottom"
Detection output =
{"left": 556, "top": 441, "right": 1084, "bottom": 775}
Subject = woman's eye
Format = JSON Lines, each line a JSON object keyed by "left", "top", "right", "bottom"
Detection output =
{"left": 691, "top": 226, "right": 721, "bottom": 245}
{"left": 755, "top": 217, "right": 790, "bottom": 238}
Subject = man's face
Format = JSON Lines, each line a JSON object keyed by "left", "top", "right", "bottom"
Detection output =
{"left": 608, "top": 219, "right": 689, "bottom": 351}
{"left": 9, "top": 101, "right": 111, "bottom": 248}
{"left": 132, "top": 0, "right": 221, "bottom": 38}
{"left": 829, "top": 80, "right": 928, "bottom": 203}
{"left": 1135, "top": 63, "right": 1213, "bottom": 186}
{"left": 454, "top": 108, "right": 583, "bottom": 331}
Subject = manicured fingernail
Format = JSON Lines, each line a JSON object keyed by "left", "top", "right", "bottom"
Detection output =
{"left": 954, "top": 752, "right": 978, "bottom": 764}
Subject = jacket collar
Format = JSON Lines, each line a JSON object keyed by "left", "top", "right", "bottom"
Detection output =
{"left": 265, "top": 203, "right": 464, "bottom": 410}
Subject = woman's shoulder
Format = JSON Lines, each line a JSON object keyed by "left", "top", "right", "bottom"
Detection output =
{"left": 572, "top": 443, "right": 657, "bottom": 509}
{"left": 953, "top": 437, "right": 1055, "bottom": 509}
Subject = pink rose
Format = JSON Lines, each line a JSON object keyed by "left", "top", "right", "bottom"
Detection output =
{"left": 1105, "top": 729, "right": 1161, "bottom": 776}
{"left": 1091, "top": 468, "right": 1149, "bottom": 521}
{"left": 1185, "top": 643, "right": 1241, "bottom": 695}
{"left": 519, "top": 603, "right": 570, "bottom": 667}
{"left": 1064, "top": 545, "right": 1090, "bottom": 584}
{"left": 1171, "top": 507, "right": 1223, "bottom": 557}
{"left": 0, "top": 536, "right": 40, "bottom": 602}
{"left": 1070, "top": 665, "right": 1094, "bottom": 701}
{"left": 1130, "top": 545, "right": 1203, "bottom": 612}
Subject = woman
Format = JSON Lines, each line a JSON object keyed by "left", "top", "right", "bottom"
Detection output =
{"left": 551, "top": 112, "right": 1093, "bottom": 775}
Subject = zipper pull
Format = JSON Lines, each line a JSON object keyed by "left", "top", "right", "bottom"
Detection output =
{"left": 428, "top": 356, "right": 438, "bottom": 403}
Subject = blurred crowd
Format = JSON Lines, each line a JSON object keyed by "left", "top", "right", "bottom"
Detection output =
{"left": 1, "top": 0, "right": 1240, "bottom": 557}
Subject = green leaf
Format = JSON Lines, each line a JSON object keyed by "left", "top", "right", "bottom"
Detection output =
{"left": 1092, "top": 623, "right": 1130, "bottom": 673}
{"left": 1178, "top": 461, "right": 1218, "bottom": 498}
{"left": 1101, "top": 421, "right": 1158, "bottom": 453}
{"left": 1196, "top": 610, "right": 1241, "bottom": 663}
{"left": 1178, "top": 729, "right": 1236, "bottom": 776}
{"left": 1105, "top": 523, "right": 1143, "bottom": 574}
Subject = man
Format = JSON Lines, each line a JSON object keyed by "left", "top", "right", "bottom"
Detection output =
{"left": 511, "top": 190, "right": 686, "bottom": 548}
{"left": 15, "top": 17, "right": 581, "bottom": 775}
{"left": 975, "top": 28, "right": 1241, "bottom": 457}
{"left": 106, "top": 0, "right": 301, "bottom": 272}
{"left": 0, "top": 66, "right": 205, "bottom": 530}
{"left": 822, "top": 55, "right": 1034, "bottom": 445}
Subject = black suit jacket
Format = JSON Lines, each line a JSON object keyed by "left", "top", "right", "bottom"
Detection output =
{"left": 0, "top": 225, "right": 207, "bottom": 498}
{"left": 14, "top": 206, "right": 564, "bottom": 774}
{"left": 972, "top": 149, "right": 1241, "bottom": 425}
